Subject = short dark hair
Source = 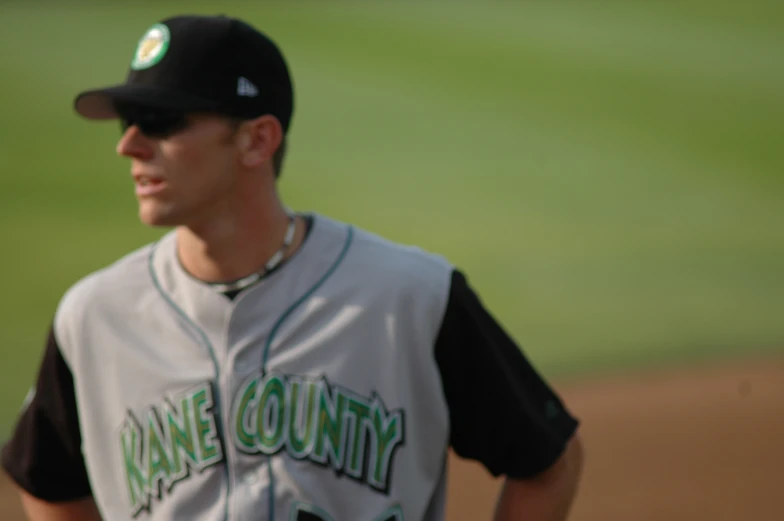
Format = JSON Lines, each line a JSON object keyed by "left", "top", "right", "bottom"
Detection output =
{"left": 273, "top": 135, "right": 287, "bottom": 179}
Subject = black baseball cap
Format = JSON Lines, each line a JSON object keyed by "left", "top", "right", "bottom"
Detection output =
{"left": 73, "top": 14, "right": 295, "bottom": 132}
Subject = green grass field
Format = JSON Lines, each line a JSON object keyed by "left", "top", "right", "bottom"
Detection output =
{"left": 1, "top": 0, "right": 782, "bottom": 437}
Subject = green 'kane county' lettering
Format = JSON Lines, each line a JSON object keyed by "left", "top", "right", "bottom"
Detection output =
{"left": 118, "top": 375, "right": 405, "bottom": 517}
{"left": 231, "top": 373, "right": 405, "bottom": 493}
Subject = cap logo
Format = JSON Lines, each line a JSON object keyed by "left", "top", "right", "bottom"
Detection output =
{"left": 131, "top": 23, "right": 171, "bottom": 70}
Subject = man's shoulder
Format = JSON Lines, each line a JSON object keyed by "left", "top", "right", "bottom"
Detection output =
{"left": 54, "top": 237, "right": 160, "bottom": 324}
{"left": 313, "top": 213, "right": 455, "bottom": 293}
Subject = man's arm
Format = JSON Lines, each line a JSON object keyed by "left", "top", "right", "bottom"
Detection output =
{"left": 1, "top": 325, "right": 98, "bottom": 521}
{"left": 434, "top": 270, "right": 584, "bottom": 519}
{"left": 17, "top": 489, "right": 103, "bottom": 521}
{"left": 494, "top": 434, "right": 584, "bottom": 521}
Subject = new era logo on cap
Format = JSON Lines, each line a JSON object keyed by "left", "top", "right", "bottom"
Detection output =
{"left": 237, "top": 76, "right": 259, "bottom": 97}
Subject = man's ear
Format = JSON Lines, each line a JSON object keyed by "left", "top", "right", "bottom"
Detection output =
{"left": 237, "top": 115, "right": 283, "bottom": 169}
{"left": 237, "top": 131, "right": 252, "bottom": 151}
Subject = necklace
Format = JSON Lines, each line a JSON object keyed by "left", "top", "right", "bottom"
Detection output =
{"left": 209, "top": 213, "right": 298, "bottom": 294}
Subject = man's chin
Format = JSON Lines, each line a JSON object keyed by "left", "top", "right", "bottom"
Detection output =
{"left": 138, "top": 206, "right": 182, "bottom": 228}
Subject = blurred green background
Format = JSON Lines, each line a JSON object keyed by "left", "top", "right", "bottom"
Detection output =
{"left": 1, "top": 0, "right": 782, "bottom": 438}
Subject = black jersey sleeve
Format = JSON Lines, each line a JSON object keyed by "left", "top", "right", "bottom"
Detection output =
{"left": 1, "top": 325, "right": 93, "bottom": 502}
{"left": 434, "top": 270, "right": 579, "bottom": 479}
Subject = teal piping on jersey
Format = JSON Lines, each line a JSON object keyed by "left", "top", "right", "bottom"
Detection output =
{"left": 263, "top": 225, "right": 354, "bottom": 521}
{"left": 147, "top": 243, "right": 232, "bottom": 521}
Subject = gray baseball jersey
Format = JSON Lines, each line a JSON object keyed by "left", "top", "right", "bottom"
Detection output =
{"left": 2, "top": 213, "right": 578, "bottom": 521}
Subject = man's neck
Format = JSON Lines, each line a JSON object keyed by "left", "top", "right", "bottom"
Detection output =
{"left": 175, "top": 201, "right": 305, "bottom": 284}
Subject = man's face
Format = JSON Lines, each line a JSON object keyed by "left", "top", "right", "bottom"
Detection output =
{"left": 115, "top": 104, "right": 241, "bottom": 228}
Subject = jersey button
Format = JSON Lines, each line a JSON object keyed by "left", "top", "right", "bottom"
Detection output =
{"left": 244, "top": 472, "right": 259, "bottom": 486}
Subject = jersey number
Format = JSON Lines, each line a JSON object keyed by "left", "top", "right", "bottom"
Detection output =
{"left": 292, "top": 502, "right": 403, "bottom": 521}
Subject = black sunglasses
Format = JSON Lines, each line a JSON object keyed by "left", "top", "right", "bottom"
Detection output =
{"left": 115, "top": 103, "right": 191, "bottom": 139}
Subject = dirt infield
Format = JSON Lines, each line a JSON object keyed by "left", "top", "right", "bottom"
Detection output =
{"left": 2, "top": 357, "right": 782, "bottom": 520}
{"left": 446, "top": 357, "right": 784, "bottom": 521}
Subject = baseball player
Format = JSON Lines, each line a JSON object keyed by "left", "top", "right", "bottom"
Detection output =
{"left": 1, "top": 14, "right": 583, "bottom": 521}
